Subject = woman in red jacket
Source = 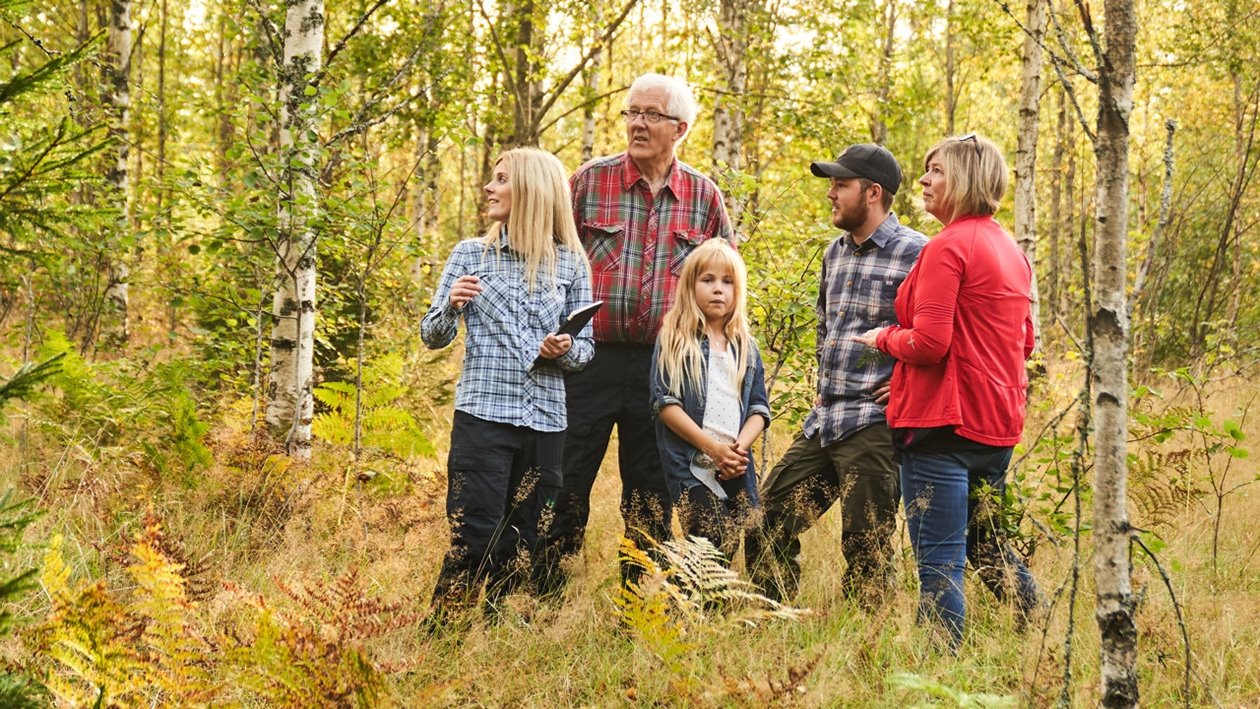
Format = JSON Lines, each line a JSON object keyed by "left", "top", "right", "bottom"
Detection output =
{"left": 855, "top": 133, "right": 1040, "bottom": 648}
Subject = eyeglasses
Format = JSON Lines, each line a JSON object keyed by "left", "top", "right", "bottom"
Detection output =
{"left": 956, "top": 132, "right": 982, "bottom": 162}
{"left": 620, "top": 109, "right": 680, "bottom": 125}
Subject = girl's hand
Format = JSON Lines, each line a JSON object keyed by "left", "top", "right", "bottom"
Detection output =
{"left": 852, "top": 326, "right": 885, "bottom": 348}
{"left": 449, "top": 275, "right": 483, "bottom": 309}
{"left": 538, "top": 333, "right": 573, "bottom": 360}
{"left": 711, "top": 441, "right": 748, "bottom": 480}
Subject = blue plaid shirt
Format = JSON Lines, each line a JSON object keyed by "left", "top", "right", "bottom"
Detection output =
{"left": 803, "top": 213, "right": 927, "bottom": 446}
{"left": 421, "top": 231, "right": 594, "bottom": 432}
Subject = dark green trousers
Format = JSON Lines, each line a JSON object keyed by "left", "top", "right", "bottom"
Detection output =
{"left": 745, "top": 424, "right": 899, "bottom": 602}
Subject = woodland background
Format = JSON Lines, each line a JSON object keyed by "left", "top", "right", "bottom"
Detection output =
{"left": 0, "top": 0, "right": 1257, "bottom": 705}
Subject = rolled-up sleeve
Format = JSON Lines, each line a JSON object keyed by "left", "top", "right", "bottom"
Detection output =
{"left": 420, "top": 246, "right": 469, "bottom": 349}
{"left": 747, "top": 343, "right": 771, "bottom": 426}
{"left": 649, "top": 343, "right": 682, "bottom": 417}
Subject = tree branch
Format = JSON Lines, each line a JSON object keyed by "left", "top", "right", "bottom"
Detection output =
{"left": 533, "top": 0, "right": 641, "bottom": 127}
{"left": 322, "top": 0, "right": 391, "bottom": 72}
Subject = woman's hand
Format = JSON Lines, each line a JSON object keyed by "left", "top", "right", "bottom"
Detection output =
{"left": 449, "top": 275, "right": 483, "bottom": 309}
{"left": 538, "top": 333, "right": 573, "bottom": 360}
{"left": 852, "top": 326, "right": 886, "bottom": 348}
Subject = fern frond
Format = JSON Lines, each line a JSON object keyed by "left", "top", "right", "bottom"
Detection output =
{"left": 0, "top": 352, "right": 65, "bottom": 409}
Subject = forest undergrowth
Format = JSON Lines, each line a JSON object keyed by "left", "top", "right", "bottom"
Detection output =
{"left": 0, "top": 338, "right": 1257, "bottom": 707}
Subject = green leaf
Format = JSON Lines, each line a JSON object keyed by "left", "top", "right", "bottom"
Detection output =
{"left": 1224, "top": 420, "right": 1245, "bottom": 441}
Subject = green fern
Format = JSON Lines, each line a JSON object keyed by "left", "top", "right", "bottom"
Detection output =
{"left": 38, "top": 516, "right": 218, "bottom": 706}
{"left": 616, "top": 534, "right": 810, "bottom": 671}
{"left": 313, "top": 353, "right": 434, "bottom": 459}
{"left": 0, "top": 491, "right": 46, "bottom": 707}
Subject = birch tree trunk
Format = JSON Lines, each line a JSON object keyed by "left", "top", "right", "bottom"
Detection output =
{"left": 944, "top": 0, "right": 956, "bottom": 135}
{"left": 580, "top": 7, "right": 603, "bottom": 164}
{"left": 1090, "top": 0, "right": 1139, "bottom": 703}
{"left": 105, "top": 0, "right": 132, "bottom": 342}
{"left": 712, "top": 0, "right": 748, "bottom": 229}
{"left": 1014, "top": 0, "right": 1046, "bottom": 350}
{"left": 1048, "top": 88, "right": 1066, "bottom": 324}
{"left": 265, "top": 0, "right": 324, "bottom": 461}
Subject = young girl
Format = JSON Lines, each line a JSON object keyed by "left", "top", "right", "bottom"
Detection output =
{"left": 421, "top": 147, "right": 593, "bottom": 619}
{"left": 650, "top": 240, "right": 769, "bottom": 557}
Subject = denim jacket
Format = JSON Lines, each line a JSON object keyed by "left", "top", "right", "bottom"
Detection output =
{"left": 649, "top": 336, "right": 771, "bottom": 505}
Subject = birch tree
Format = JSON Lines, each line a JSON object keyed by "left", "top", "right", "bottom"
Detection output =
{"left": 712, "top": 0, "right": 748, "bottom": 227}
{"left": 104, "top": 0, "right": 132, "bottom": 342}
{"left": 1014, "top": 0, "right": 1047, "bottom": 349}
{"left": 265, "top": 0, "right": 325, "bottom": 460}
{"left": 1087, "top": 0, "right": 1140, "bottom": 702}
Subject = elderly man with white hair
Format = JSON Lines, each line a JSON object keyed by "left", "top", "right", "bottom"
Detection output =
{"left": 536, "top": 73, "right": 735, "bottom": 596}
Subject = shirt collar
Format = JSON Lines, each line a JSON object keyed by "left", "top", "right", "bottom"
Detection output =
{"left": 621, "top": 152, "right": 682, "bottom": 197}
{"left": 496, "top": 225, "right": 511, "bottom": 251}
{"left": 846, "top": 212, "right": 902, "bottom": 253}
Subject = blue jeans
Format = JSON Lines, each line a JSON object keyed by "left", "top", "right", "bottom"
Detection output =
{"left": 900, "top": 448, "right": 1041, "bottom": 647}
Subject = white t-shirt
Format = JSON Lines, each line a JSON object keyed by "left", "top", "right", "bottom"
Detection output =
{"left": 689, "top": 347, "right": 741, "bottom": 500}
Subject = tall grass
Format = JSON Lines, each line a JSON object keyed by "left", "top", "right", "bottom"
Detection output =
{"left": 1, "top": 352, "right": 1257, "bottom": 706}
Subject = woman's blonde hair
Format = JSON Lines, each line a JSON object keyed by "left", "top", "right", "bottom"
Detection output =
{"left": 482, "top": 147, "right": 587, "bottom": 290}
{"left": 923, "top": 133, "right": 1009, "bottom": 223}
{"left": 657, "top": 239, "right": 752, "bottom": 398}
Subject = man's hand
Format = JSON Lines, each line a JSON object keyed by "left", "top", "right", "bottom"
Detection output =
{"left": 449, "top": 275, "right": 483, "bottom": 309}
{"left": 538, "top": 333, "right": 573, "bottom": 360}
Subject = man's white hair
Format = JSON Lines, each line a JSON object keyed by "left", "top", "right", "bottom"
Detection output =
{"left": 628, "top": 73, "right": 698, "bottom": 140}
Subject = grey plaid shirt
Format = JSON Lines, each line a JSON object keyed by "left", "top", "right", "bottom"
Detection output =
{"left": 421, "top": 231, "right": 594, "bottom": 432}
{"left": 803, "top": 213, "right": 927, "bottom": 446}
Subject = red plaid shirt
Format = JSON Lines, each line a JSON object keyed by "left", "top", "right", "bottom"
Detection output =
{"left": 570, "top": 152, "right": 734, "bottom": 345}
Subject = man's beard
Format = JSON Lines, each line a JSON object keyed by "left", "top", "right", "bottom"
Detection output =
{"left": 833, "top": 199, "right": 870, "bottom": 233}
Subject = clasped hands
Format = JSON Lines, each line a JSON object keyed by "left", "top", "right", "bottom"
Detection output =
{"left": 706, "top": 440, "right": 750, "bottom": 481}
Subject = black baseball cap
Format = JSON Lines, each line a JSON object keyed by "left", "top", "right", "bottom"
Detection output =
{"left": 810, "top": 143, "right": 903, "bottom": 195}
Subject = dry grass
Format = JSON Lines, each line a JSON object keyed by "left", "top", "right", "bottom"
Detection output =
{"left": 2, "top": 358, "right": 1259, "bottom": 706}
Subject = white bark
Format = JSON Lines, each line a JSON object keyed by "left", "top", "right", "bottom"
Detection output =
{"left": 1014, "top": 0, "right": 1046, "bottom": 351}
{"left": 712, "top": 0, "right": 748, "bottom": 228}
{"left": 105, "top": 0, "right": 132, "bottom": 341}
{"left": 580, "top": 50, "right": 600, "bottom": 164}
{"left": 581, "top": 5, "right": 603, "bottom": 164}
{"left": 1090, "top": 0, "right": 1139, "bottom": 704}
{"left": 265, "top": 0, "right": 324, "bottom": 461}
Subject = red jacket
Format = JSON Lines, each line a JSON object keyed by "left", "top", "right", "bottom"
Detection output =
{"left": 875, "top": 215, "right": 1034, "bottom": 447}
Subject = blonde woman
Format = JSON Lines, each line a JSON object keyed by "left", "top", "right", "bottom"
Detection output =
{"left": 856, "top": 133, "right": 1041, "bottom": 648}
{"left": 421, "top": 147, "right": 593, "bottom": 621}
{"left": 650, "top": 240, "right": 769, "bottom": 558}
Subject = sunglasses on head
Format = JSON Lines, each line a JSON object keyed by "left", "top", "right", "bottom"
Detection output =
{"left": 956, "top": 132, "right": 982, "bottom": 162}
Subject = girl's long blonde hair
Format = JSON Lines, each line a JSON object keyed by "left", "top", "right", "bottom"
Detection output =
{"left": 657, "top": 239, "right": 752, "bottom": 398}
{"left": 482, "top": 147, "right": 587, "bottom": 290}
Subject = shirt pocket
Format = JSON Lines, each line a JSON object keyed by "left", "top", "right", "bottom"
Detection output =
{"left": 470, "top": 270, "right": 515, "bottom": 325}
{"left": 669, "top": 229, "right": 706, "bottom": 275}
{"left": 528, "top": 280, "right": 568, "bottom": 332}
{"left": 582, "top": 221, "right": 624, "bottom": 272}
{"left": 857, "top": 276, "right": 899, "bottom": 323}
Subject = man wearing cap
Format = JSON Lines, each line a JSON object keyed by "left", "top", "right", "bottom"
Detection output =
{"left": 745, "top": 143, "right": 927, "bottom": 604}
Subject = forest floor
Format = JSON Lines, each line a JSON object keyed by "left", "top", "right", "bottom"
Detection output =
{"left": 2, "top": 350, "right": 1258, "bottom": 707}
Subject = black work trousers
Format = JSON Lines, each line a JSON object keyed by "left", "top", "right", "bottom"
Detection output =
{"left": 431, "top": 411, "right": 564, "bottom": 610}
{"left": 536, "top": 343, "right": 672, "bottom": 594}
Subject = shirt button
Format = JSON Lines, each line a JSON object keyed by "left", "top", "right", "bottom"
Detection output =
{"left": 837, "top": 310, "right": 845, "bottom": 318}
{"left": 845, "top": 280, "right": 853, "bottom": 287}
